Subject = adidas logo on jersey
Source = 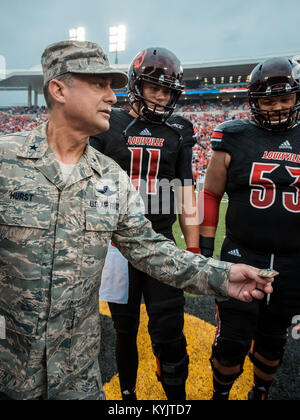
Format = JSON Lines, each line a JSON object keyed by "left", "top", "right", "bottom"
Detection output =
{"left": 228, "top": 249, "right": 242, "bottom": 258}
{"left": 139, "top": 128, "right": 152, "bottom": 136}
{"left": 279, "top": 140, "right": 293, "bottom": 150}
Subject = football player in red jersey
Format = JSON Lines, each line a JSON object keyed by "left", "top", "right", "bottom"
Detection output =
{"left": 200, "top": 57, "right": 300, "bottom": 400}
{"left": 90, "top": 48, "right": 199, "bottom": 401}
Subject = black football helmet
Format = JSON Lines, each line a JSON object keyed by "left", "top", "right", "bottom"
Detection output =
{"left": 128, "top": 47, "right": 184, "bottom": 124}
{"left": 248, "top": 57, "right": 300, "bottom": 131}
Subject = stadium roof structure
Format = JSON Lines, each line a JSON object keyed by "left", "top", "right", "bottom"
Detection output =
{"left": 180, "top": 52, "right": 300, "bottom": 97}
{"left": 0, "top": 71, "right": 44, "bottom": 107}
{"left": 1, "top": 52, "right": 300, "bottom": 106}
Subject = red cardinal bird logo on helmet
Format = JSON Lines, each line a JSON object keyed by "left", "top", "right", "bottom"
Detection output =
{"left": 134, "top": 50, "right": 147, "bottom": 69}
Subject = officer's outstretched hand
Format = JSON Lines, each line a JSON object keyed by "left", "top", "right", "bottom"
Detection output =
{"left": 228, "top": 264, "right": 274, "bottom": 302}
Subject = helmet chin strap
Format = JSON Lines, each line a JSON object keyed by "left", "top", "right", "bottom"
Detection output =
{"left": 142, "top": 107, "right": 166, "bottom": 124}
{"left": 128, "top": 99, "right": 165, "bottom": 125}
{"left": 122, "top": 115, "right": 142, "bottom": 142}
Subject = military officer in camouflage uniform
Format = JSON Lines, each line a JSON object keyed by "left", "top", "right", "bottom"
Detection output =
{"left": 0, "top": 40, "right": 273, "bottom": 400}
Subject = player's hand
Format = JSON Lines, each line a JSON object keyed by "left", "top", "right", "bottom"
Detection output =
{"left": 228, "top": 264, "right": 274, "bottom": 303}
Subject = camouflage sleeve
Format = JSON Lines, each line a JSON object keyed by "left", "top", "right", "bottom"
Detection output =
{"left": 112, "top": 177, "right": 232, "bottom": 297}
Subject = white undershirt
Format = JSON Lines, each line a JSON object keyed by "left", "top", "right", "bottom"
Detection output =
{"left": 58, "top": 161, "right": 76, "bottom": 183}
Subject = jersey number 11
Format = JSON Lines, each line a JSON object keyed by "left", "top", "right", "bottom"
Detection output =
{"left": 129, "top": 148, "right": 161, "bottom": 195}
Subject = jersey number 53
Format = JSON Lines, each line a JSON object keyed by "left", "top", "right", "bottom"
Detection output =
{"left": 250, "top": 162, "right": 300, "bottom": 213}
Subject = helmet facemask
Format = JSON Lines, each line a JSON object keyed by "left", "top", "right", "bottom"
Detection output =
{"left": 248, "top": 58, "right": 300, "bottom": 132}
{"left": 249, "top": 86, "right": 300, "bottom": 132}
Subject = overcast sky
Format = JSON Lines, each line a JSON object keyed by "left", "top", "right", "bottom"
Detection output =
{"left": 0, "top": 0, "right": 300, "bottom": 104}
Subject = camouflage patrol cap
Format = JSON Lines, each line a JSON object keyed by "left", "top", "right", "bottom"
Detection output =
{"left": 41, "top": 40, "right": 128, "bottom": 89}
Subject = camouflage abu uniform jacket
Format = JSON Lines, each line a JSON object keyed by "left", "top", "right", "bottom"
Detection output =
{"left": 0, "top": 123, "right": 232, "bottom": 400}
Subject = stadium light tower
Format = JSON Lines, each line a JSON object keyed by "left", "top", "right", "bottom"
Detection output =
{"left": 109, "top": 25, "right": 126, "bottom": 64}
{"left": 69, "top": 27, "right": 86, "bottom": 42}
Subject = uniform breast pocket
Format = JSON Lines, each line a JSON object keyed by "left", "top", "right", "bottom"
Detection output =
{"left": 0, "top": 201, "right": 51, "bottom": 281}
{"left": 81, "top": 208, "right": 119, "bottom": 278}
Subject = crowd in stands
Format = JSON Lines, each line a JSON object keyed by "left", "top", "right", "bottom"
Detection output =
{"left": 1, "top": 106, "right": 48, "bottom": 115}
{"left": 180, "top": 102, "right": 250, "bottom": 182}
{"left": 0, "top": 106, "right": 49, "bottom": 135}
{"left": 0, "top": 102, "right": 251, "bottom": 183}
{"left": 179, "top": 100, "right": 250, "bottom": 113}
{"left": 0, "top": 113, "right": 48, "bottom": 135}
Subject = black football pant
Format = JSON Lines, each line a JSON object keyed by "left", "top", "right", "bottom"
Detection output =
{"left": 212, "top": 236, "right": 297, "bottom": 386}
{"left": 109, "top": 232, "right": 188, "bottom": 401}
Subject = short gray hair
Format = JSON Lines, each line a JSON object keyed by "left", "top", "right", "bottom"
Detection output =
{"left": 43, "top": 73, "right": 75, "bottom": 111}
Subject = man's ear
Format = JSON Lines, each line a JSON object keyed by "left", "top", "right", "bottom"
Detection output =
{"left": 48, "top": 79, "right": 68, "bottom": 106}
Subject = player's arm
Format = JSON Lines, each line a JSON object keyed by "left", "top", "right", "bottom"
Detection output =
{"left": 177, "top": 185, "right": 200, "bottom": 251}
{"left": 199, "top": 150, "right": 231, "bottom": 257}
{"left": 174, "top": 118, "right": 200, "bottom": 253}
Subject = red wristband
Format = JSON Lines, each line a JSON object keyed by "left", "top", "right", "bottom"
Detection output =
{"left": 187, "top": 247, "right": 201, "bottom": 254}
{"left": 199, "top": 188, "right": 221, "bottom": 228}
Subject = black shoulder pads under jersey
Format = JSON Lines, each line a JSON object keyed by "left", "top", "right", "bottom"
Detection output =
{"left": 217, "top": 119, "right": 249, "bottom": 134}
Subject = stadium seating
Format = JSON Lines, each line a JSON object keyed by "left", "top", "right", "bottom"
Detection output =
{"left": 180, "top": 103, "right": 250, "bottom": 181}
{"left": 0, "top": 107, "right": 48, "bottom": 135}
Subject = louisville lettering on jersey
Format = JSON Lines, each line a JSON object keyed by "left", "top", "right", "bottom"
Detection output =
{"left": 128, "top": 136, "right": 165, "bottom": 148}
{"left": 262, "top": 151, "right": 300, "bottom": 164}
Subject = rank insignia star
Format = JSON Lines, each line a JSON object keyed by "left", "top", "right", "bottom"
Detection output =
{"left": 30, "top": 145, "right": 38, "bottom": 151}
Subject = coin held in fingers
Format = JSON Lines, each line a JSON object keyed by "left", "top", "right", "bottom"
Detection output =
{"left": 258, "top": 269, "right": 279, "bottom": 279}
